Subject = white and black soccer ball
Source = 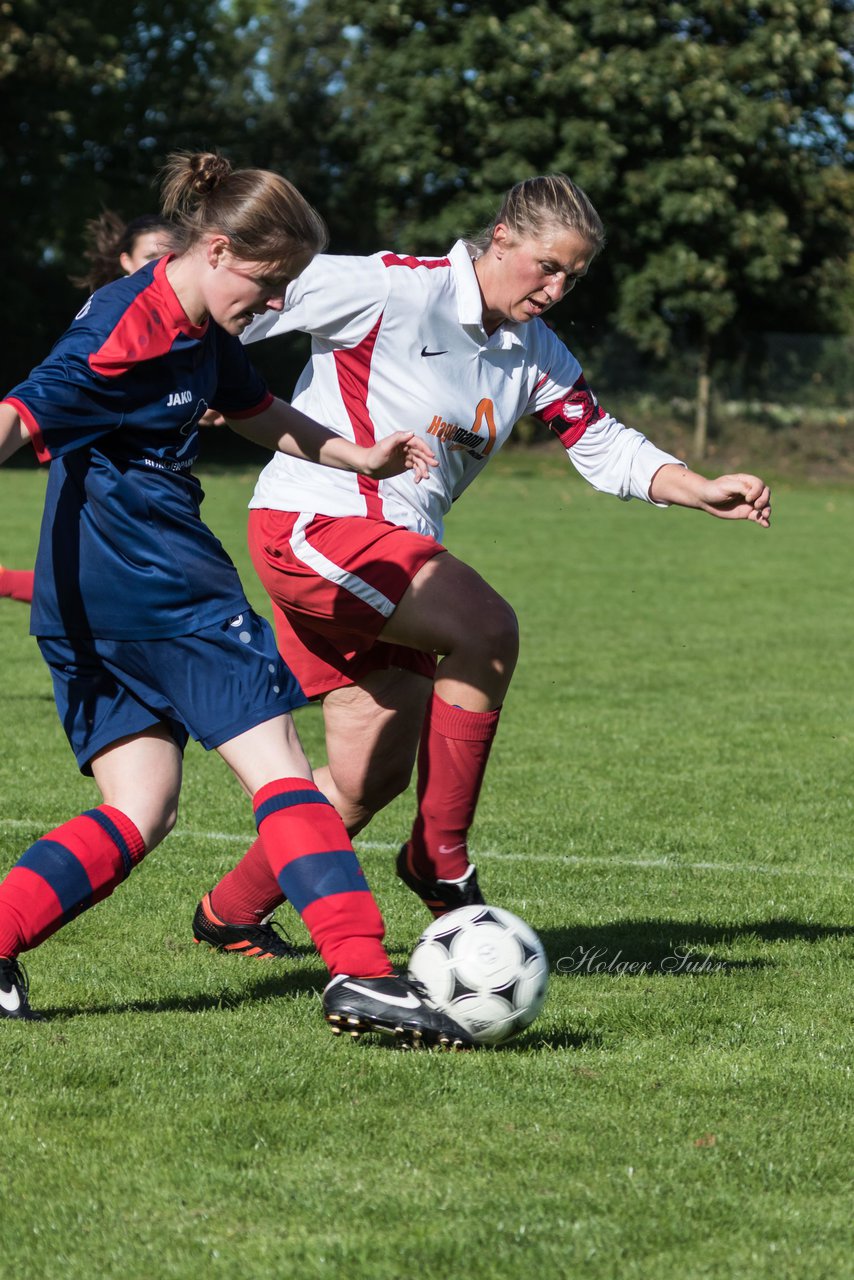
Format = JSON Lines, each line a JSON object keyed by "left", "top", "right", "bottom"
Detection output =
{"left": 407, "top": 905, "right": 549, "bottom": 1045}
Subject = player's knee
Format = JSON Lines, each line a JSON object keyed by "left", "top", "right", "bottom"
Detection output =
{"left": 341, "top": 757, "right": 413, "bottom": 818}
{"left": 133, "top": 796, "right": 180, "bottom": 852}
{"left": 159, "top": 800, "right": 180, "bottom": 839}
{"left": 476, "top": 595, "right": 519, "bottom": 671}
{"left": 367, "top": 759, "right": 414, "bottom": 811}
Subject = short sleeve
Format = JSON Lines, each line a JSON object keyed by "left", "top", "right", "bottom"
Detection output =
{"left": 4, "top": 375, "right": 123, "bottom": 463}
{"left": 241, "top": 254, "right": 390, "bottom": 348}
{"left": 209, "top": 331, "right": 273, "bottom": 418}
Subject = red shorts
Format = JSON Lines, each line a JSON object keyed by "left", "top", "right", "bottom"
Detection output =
{"left": 247, "top": 509, "right": 445, "bottom": 697}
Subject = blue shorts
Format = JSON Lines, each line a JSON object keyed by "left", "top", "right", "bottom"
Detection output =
{"left": 38, "top": 610, "right": 307, "bottom": 775}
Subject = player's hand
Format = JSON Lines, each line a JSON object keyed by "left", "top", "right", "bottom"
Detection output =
{"left": 361, "top": 431, "right": 438, "bottom": 482}
{"left": 198, "top": 408, "right": 226, "bottom": 428}
{"left": 697, "top": 473, "right": 772, "bottom": 526}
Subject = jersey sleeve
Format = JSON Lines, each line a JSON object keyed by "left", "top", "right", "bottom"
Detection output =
{"left": 240, "top": 254, "right": 390, "bottom": 348}
{"left": 522, "top": 324, "right": 684, "bottom": 503}
{"left": 4, "top": 371, "right": 126, "bottom": 463}
{"left": 564, "top": 409, "right": 685, "bottom": 503}
{"left": 209, "top": 331, "right": 273, "bottom": 419}
{"left": 524, "top": 326, "right": 629, "bottom": 456}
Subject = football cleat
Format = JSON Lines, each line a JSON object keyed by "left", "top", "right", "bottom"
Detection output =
{"left": 323, "top": 973, "right": 474, "bottom": 1049}
{"left": 0, "top": 957, "right": 44, "bottom": 1021}
{"left": 396, "top": 844, "right": 486, "bottom": 918}
{"left": 192, "top": 892, "right": 300, "bottom": 960}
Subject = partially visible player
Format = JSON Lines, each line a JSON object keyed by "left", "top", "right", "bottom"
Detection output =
{"left": 0, "top": 150, "right": 468, "bottom": 1047}
{"left": 72, "top": 209, "right": 182, "bottom": 293}
{"left": 1, "top": 213, "right": 184, "bottom": 608}
{"left": 196, "top": 173, "right": 771, "bottom": 943}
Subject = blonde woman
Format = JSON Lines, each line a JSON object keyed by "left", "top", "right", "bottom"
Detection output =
{"left": 199, "top": 174, "right": 772, "bottom": 941}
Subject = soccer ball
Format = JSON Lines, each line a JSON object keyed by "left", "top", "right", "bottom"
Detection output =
{"left": 407, "top": 905, "right": 549, "bottom": 1045}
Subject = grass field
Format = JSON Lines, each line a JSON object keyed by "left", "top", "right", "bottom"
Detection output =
{"left": 0, "top": 449, "right": 851, "bottom": 1280}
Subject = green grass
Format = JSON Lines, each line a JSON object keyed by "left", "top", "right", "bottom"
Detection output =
{"left": 0, "top": 450, "right": 851, "bottom": 1280}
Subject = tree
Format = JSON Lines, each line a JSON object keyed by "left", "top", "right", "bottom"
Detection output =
{"left": 0, "top": 0, "right": 242, "bottom": 387}
{"left": 213, "top": 1, "right": 374, "bottom": 249}
{"left": 235, "top": 0, "right": 853, "bottom": 454}
{"left": 568, "top": 1, "right": 854, "bottom": 455}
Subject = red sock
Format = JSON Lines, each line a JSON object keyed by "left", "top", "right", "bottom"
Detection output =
{"left": 253, "top": 778, "right": 391, "bottom": 978}
{"left": 408, "top": 694, "right": 501, "bottom": 880}
{"left": 209, "top": 837, "right": 283, "bottom": 925}
{"left": 0, "top": 807, "right": 145, "bottom": 957}
{"left": 0, "top": 568, "right": 35, "bottom": 603}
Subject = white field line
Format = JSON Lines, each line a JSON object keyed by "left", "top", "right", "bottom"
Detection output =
{"left": 1, "top": 818, "right": 852, "bottom": 880}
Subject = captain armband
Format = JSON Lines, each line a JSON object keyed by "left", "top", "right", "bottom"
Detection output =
{"left": 536, "top": 376, "right": 606, "bottom": 448}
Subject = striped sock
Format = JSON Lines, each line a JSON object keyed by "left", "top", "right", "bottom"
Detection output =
{"left": 253, "top": 778, "right": 391, "bottom": 978}
{"left": 0, "top": 807, "right": 146, "bottom": 957}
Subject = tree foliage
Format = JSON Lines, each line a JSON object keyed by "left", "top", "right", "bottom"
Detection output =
{"left": 1, "top": 0, "right": 852, "bottom": 430}
{"left": 229, "top": 0, "right": 851, "bottom": 449}
{"left": 0, "top": 0, "right": 240, "bottom": 385}
{"left": 212, "top": 1, "right": 372, "bottom": 249}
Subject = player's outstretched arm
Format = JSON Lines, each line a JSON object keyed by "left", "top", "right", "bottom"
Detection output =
{"left": 228, "top": 397, "right": 437, "bottom": 482}
{"left": 0, "top": 404, "right": 32, "bottom": 467}
{"left": 649, "top": 464, "right": 771, "bottom": 527}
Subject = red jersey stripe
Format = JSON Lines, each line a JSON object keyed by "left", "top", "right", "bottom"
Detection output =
{"left": 4, "top": 396, "right": 51, "bottom": 462}
{"left": 217, "top": 392, "right": 274, "bottom": 419}
{"left": 333, "top": 316, "right": 383, "bottom": 519}
{"left": 381, "top": 253, "right": 451, "bottom": 271}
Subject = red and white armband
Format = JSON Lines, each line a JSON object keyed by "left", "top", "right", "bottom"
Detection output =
{"left": 536, "top": 376, "right": 605, "bottom": 448}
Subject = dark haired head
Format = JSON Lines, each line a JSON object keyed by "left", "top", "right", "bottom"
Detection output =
{"left": 72, "top": 210, "right": 181, "bottom": 293}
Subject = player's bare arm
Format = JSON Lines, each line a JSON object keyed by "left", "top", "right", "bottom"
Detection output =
{"left": 0, "top": 403, "right": 31, "bottom": 467}
{"left": 649, "top": 463, "right": 772, "bottom": 527}
{"left": 227, "top": 397, "right": 437, "bottom": 481}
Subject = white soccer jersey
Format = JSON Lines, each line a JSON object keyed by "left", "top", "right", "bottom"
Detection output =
{"left": 244, "top": 240, "right": 683, "bottom": 540}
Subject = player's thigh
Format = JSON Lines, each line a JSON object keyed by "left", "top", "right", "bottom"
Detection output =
{"left": 380, "top": 551, "right": 517, "bottom": 656}
{"left": 322, "top": 667, "right": 433, "bottom": 802}
{"left": 90, "top": 725, "right": 184, "bottom": 848}
{"left": 215, "top": 713, "right": 313, "bottom": 797}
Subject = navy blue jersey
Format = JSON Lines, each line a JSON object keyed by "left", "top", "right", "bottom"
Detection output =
{"left": 3, "top": 257, "right": 273, "bottom": 639}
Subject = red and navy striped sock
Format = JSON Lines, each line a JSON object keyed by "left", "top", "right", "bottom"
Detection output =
{"left": 209, "top": 836, "right": 283, "bottom": 925}
{"left": 253, "top": 778, "right": 391, "bottom": 978}
{"left": 0, "top": 806, "right": 145, "bottom": 958}
{"left": 408, "top": 694, "right": 501, "bottom": 881}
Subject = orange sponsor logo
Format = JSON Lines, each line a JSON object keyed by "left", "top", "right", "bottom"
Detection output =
{"left": 426, "top": 398, "right": 497, "bottom": 458}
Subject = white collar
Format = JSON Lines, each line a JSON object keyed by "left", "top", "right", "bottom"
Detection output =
{"left": 449, "top": 239, "right": 525, "bottom": 349}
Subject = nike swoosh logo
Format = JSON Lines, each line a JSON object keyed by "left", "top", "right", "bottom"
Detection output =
{"left": 421, "top": 346, "right": 448, "bottom": 357}
{"left": 438, "top": 843, "right": 466, "bottom": 855}
{"left": 344, "top": 981, "right": 422, "bottom": 1010}
{"left": 0, "top": 984, "right": 22, "bottom": 1013}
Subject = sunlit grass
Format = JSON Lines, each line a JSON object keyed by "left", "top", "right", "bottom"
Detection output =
{"left": 0, "top": 452, "right": 851, "bottom": 1280}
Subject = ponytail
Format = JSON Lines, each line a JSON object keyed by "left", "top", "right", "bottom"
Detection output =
{"left": 159, "top": 151, "right": 328, "bottom": 271}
